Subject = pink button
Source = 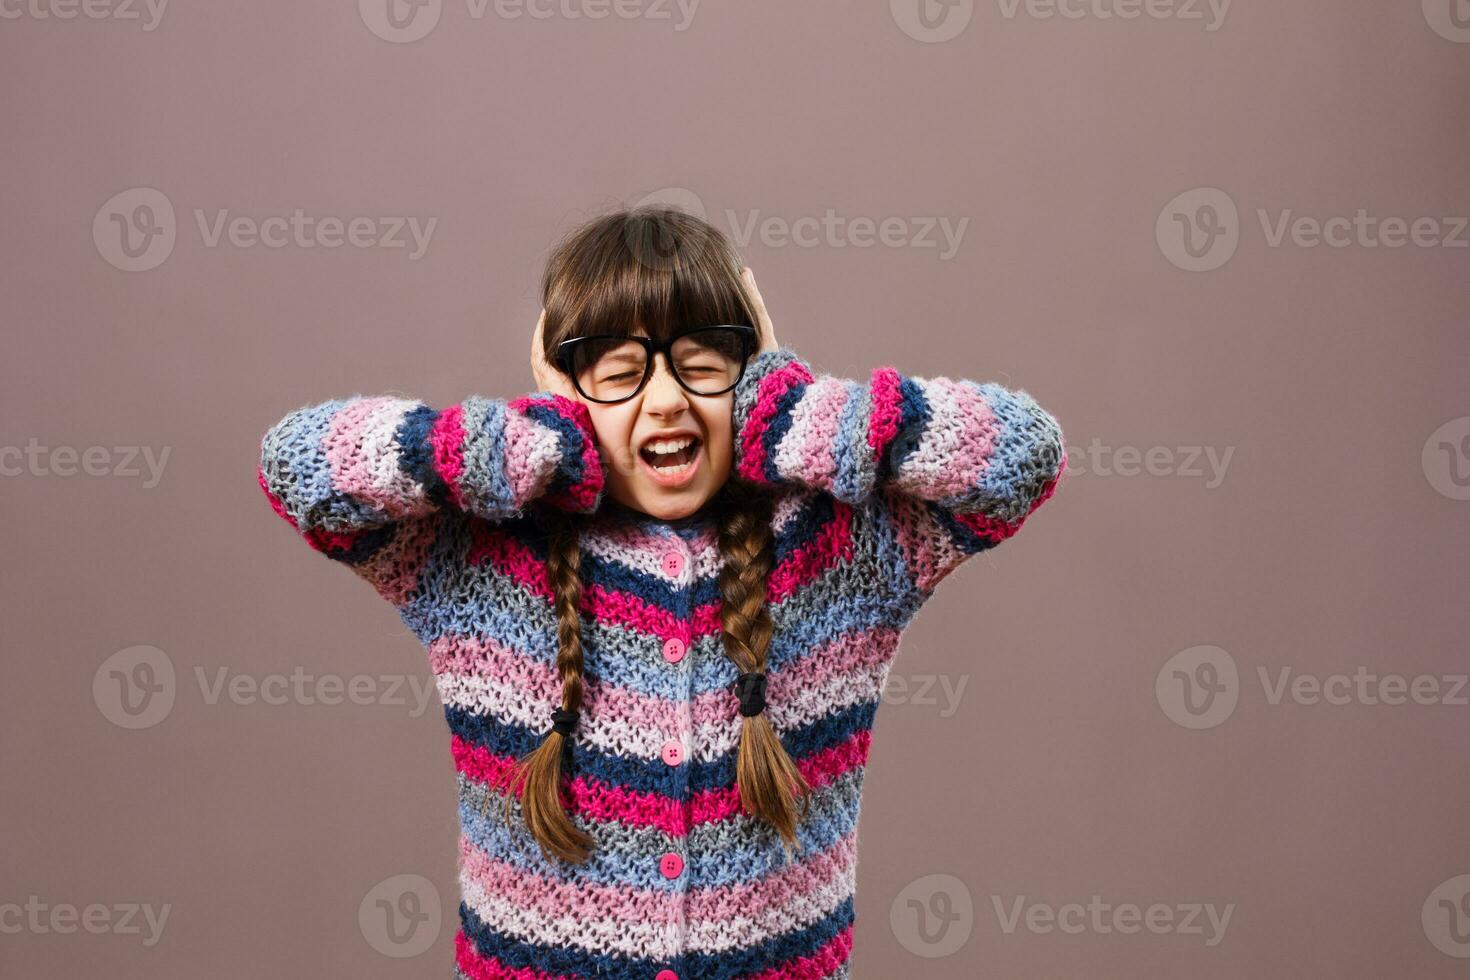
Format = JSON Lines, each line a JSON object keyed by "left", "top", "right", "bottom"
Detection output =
{"left": 659, "top": 852, "right": 684, "bottom": 879}
{"left": 661, "top": 637, "right": 686, "bottom": 663}
{"left": 656, "top": 972, "right": 679, "bottom": 980}
{"left": 661, "top": 550, "right": 685, "bottom": 577}
{"left": 660, "top": 739, "right": 683, "bottom": 766}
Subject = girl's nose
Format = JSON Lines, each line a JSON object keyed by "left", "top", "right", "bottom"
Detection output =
{"left": 642, "top": 354, "right": 689, "bottom": 411}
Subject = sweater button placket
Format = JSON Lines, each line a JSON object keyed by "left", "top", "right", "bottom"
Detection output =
{"left": 660, "top": 536, "right": 690, "bottom": 663}
{"left": 660, "top": 531, "right": 692, "bottom": 976}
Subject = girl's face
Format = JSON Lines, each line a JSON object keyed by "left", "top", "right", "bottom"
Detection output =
{"left": 581, "top": 332, "right": 734, "bottom": 521}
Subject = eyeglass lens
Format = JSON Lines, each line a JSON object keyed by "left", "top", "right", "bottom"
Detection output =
{"left": 568, "top": 328, "right": 747, "bottom": 402}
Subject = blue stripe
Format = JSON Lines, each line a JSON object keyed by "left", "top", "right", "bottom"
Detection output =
{"left": 447, "top": 697, "right": 877, "bottom": 800}
{"left": 457, "top": 895, "right": 854, "bottom": 980}
{"left": 518, "top": 399, "right": 588, "bottom": 490}
{"left": 871, "top": 374, "right": 931, "bottom": 490}
{"left": 457, "top": 775, "right": 862, "bottom": 891}
{"left": 771, "top": 486, "right": 835, "bottom": 564}
{"left": 394, "top": 404, "right": 451, "bottom": 509}
{"left": 831, "top": 380, "right": 868, "bottom": 503}
{"left": 320, "top": 522, "right": 398, "bottom": 566}
{"left": 888, "top": 376, "right": 931, "bottom": 475}
{"left": 681, "top": 896, "right": 854, "bottom": 979}
{"left": 761, "top": 375, "right": 808, "bottom": 484}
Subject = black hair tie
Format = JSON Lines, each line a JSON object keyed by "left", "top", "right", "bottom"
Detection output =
{"left": 550, "top": 707, "right": 580, "bottom": 737}
{"left": 734, "top": 671, "right": 767, "bottom": 717}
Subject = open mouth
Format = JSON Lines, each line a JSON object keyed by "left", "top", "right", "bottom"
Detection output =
{"left": 639, "top": 436, "right": 702, "bottom": 475}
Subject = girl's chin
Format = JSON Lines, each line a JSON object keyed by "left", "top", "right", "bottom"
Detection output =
{"left": 610, "top": 482, "right": 719, "bottom": 522}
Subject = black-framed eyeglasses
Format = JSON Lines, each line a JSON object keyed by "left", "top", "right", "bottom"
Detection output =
{"left": 553, "top": 324, "right": 758, "bottom": 404}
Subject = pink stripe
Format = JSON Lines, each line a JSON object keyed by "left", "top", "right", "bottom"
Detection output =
{"left": 500, "top": 408, "right": 551, "bottom": 509}
{"left": 896, "top": 378, "right": 1000, "bottom": 498}
{"left": 455, "top": 831, "right": 858, "bottom": 976}
{"left": 685, "top": 827, "right": 860, "bottom": 923}
{"left": 585, "top": 521, "right": 686, "bottom": 567}
{"left": 459, "top": 836, "right": 679, "bottom": 929}
{"left": 451, "top": 726, "right": 870, "bottom": 835}
{"left": 430, "top": 634, "right": 563, "bottom": 707}
{"left": 744, "top": 925, "right": 854, "bottom": 980}
{"left": 353, "top": 515, "right": 437, "bottom": 604}
{"left": 951, "top": 453, "right": 1067, "bottom": 545}
{"left": 465, "top": 522, "right": 721, "bottom": 645}
{"left": 469, "top": 505, "right": 853, "bottom": 635}
{"left": 432, "top": 624, "right": 899, "bottom": 748}
{"left": 466, "top": 521, "right": 552, "bottom": 593}
{"left": 533, "top": 394, "right": 605, "bottom": 511}
{"left": 888, "top": 493, "right": 935, "bottom": 585}
{"left": 428, "top": 404, "right": 467, "bottom": 510}
{"left": 798, "top": 378, "right": 851, "bottom": 485}
{"left": 766, "top": 498, "right": 854, "bottom": 603}
{"left": 689, "top": 729, "right": 871, "bottom": 826}
{"left": 738, "top": 359, "right": 815, "bottom": 483}
{"left": 866, "top": 366, "right": 903, "bottom": 460}
{"left": 455, "top": 928, "right": 568, "bottom": 980}
{"left": 940, "top": 377, "right": 1000, "bottom": 487}
{"left": 323, "top": 396, "right": 394, "bottom": 503}
{"left": 257, "top": 462, "right": 302, "bottom": 532}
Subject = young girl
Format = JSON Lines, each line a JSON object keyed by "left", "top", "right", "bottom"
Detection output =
{"left": 258, "top": 206, "right": 1067, "bottom": 979}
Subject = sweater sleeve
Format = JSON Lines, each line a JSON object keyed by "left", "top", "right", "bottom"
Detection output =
{"left": 257, "top": 391, "right": 605, "bottom": 589}
{"left": 730, "top": 346, "right": 1067, "bottom": 593}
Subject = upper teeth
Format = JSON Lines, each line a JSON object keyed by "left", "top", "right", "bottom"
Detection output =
{"left": 645, "top": 437, "right": 694, "bottom": 455}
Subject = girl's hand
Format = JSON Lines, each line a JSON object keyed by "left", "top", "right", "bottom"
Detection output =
{"left": 530, "top": 308, "right": 582, "bottom": 402}
{"left": 741, "top": 267, "right": 780, "bottom": 355}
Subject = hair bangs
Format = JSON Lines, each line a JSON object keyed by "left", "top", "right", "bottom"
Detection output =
{"left": 540, "top": 206, "right": 755, "bottom": 350}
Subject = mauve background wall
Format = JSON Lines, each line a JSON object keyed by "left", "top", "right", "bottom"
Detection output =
{"left": 3, "top": 1, "right": 1467, "bottom": 977}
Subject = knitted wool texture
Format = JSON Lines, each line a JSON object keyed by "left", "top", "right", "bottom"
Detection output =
{"left": 257, "top": 346, "right": 1067, "bottom": 980}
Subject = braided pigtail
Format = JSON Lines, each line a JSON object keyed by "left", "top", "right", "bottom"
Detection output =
{"left": 715, "top": 480, "right": 814, "bottom": 859}
{"left": 491, "top": 505, "right": 596, "bottom": 865}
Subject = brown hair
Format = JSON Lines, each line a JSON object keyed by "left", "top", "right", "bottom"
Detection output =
{"left": 487, "top": 205, "right": 813, "bottom": 864}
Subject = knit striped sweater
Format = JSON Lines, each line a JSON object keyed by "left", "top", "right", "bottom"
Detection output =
{"left": 257, "top": 346, "right": 1067, "bottom": 979}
